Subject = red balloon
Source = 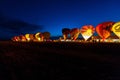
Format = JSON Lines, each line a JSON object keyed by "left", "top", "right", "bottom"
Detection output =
{"left": 70, "top": 28, "right": 80, "bottom": 40}
{"left": 96, "top": 21, "right": 115, "bottom": 41}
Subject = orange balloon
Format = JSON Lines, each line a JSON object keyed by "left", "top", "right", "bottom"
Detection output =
{"left": 96, "top": 21, "right": 115, "bottom": 41}
{"left": 70, "top": 28, "right": 80, "bottom": 40}
{"left": 81, "top": 25, "right": 95, "bottom": 41}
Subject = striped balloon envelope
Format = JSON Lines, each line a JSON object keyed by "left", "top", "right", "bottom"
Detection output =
{"left": 96, "top": 21, "right": 115, "bottom": 41}
{"left": 81, "top": 25, "right": 95, "bottom": 41}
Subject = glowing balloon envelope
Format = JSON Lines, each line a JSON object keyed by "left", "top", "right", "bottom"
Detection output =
{"left": 42, "top": 32, "right": 51, "bottom": 40}
{"left": 112, "top": 22, "right": 120, "bottom": 38}
{"left": 70, "top": 28, "right": 80, "bottom": 40}
{"left": 81, "top": 25, "right": 95, "bottom": 41}
{"left": 12, "top": 36, "right": 20, "bottom": 41}
{"left": 62, "top": 28, "right": 70, "bottom": 40}
{"left": 19, "top": 35, "right": 26, "bottom": 41}
{"left": 25, "top": 34, "right": 30, "bottom": 41}
{"left": 35, "top": 32, "right": 41, "bottom": 41}
{"left": 96, "top": 22, "right": 115, "bottom": 41}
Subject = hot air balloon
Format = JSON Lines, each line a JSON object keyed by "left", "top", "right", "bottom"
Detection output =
{"left": 11, "top": 36, "right": 20, "bottom": 41}
{"left": 35, "top": 32, "right": 44, "bottom": 41}
{"left": 11, "top": 36, "right": 16, "bottom": 41}
{"left": 70, "top": 28, "right": 80, "bottom": 40}
{"left": 42, "top": 32, "right": 51, "bottom": 41}
{"left": 96, "top": 21, "right": 115, "bottom": 41}
{"left": 35, "top": 32, "right": 41, "bottom": 41}
{"left": 25, "top": 34, "right": 30, "bottom": 41}
{"left": 40, "top": 33, "right": 44, "bottom": 41}
{"left": 112, "top": 22, "right": 120, "bottom": 40}
{"left": 19, "top": 35, "right": 26, "bottom": 41}
{"left": 81, "top": 25, "right": 95, "bottom": 41}
{"left": 29, "top": 34, "right": 35, "bottom": 41}
{"left": 62, "top": 28, "right": 70, "bottom": 40}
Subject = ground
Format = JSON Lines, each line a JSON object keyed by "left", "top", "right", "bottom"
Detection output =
{"left": 0, "top": 41, "right": 120, "bottom": 80}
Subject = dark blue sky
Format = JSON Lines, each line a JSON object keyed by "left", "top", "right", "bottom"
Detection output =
{"left": 0, "top": 0, "right": 120, "bottom": 39}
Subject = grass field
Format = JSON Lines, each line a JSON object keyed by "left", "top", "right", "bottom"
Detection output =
{"left": 0, "top": 41, "right": 120, "bottom": 80}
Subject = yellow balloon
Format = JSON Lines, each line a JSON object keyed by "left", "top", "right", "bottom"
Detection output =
{"left": 35, "top": 32, "right": 41, "bottom": 41}
{"left": 25, "top": 34, "right": 30, "bottom": 41}
{"left": 112, "top": 22, "right": 120, "bottom": 38}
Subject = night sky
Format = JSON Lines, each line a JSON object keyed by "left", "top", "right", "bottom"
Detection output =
{"left": 0, "top": 0, "right": 120, "bottom": 39}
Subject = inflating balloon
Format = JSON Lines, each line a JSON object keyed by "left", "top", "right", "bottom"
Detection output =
{"left": 96, "top": 21, "right": 115, "bottom": 41}
{"left": 62, "top": 28, "right": 70, "bottom": 40}
{"left": 42, "top": 32, "right": 51, "bottom": 40}
{"left": 112, "top": 22, "right": 120, "bottom": 38}
{"left": 29, "top": 34, "right": 35, "bottom": 41}
{"left": 35, "top": 32, "right": 41, "bottom": 41}
{"left": 11, "top": 36, "right": 20, "bottom": 41}
{"left": 19, "top": 35, "right": 26, "bottom": 41}
{"left": 70, "top": 28, "right": 80, "bottom": 40}
{"left": 25, "top": 34, "right": 30, "bottom": 41}
{"left": 81, "top": 25, "right": 95, "bottom": 41}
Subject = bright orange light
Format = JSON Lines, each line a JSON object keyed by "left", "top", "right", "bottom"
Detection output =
{"left": 82, "top": 29, "right": 92, "bottom": 40}
{"left": 81, "top": 25, "right": 95, "bottom": 41}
